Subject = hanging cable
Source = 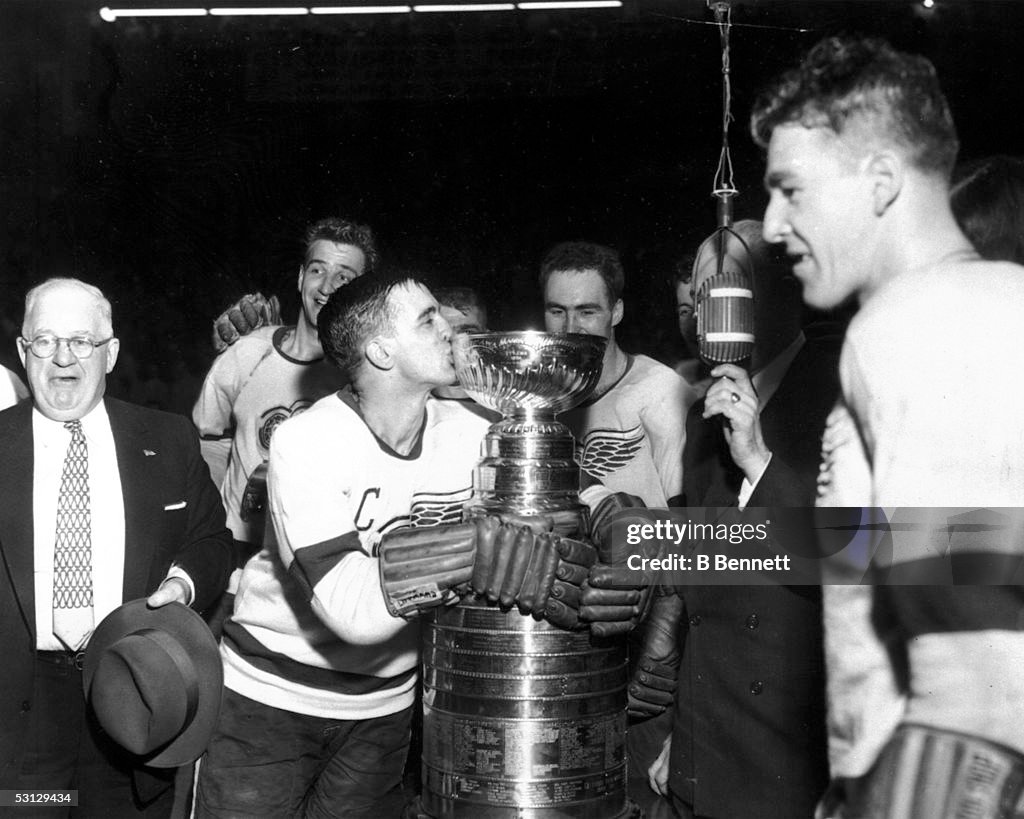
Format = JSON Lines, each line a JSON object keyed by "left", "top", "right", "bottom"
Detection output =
{"left": 707, "top": 0, "right": 745, "bottom": 301}
{"left": 710, "top": 0, "right": 738, "bottom": 227}
{"left": 691, "top": 0, "right": 755, "bottom": 367}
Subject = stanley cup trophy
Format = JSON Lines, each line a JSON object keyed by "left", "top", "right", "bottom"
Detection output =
{"left": 410, "top": 331, "right": 639, "bottom": 819}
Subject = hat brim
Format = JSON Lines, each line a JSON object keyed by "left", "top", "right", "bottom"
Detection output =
{"left": 83, "top": 599, "right": 223, "bottom": 768}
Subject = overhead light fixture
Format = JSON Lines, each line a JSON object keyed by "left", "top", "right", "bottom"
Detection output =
{"left": 99, "top": 6, "right": 207, "bottom": 19}
{"left": 517, "top": 1, "right": 620, "bottom": 7}
{"left": 100, "top": 0, "right": 621, "bottom": 18}
{"left": 311, "top": 4, "right": 411, "bottom": 11}
{"left": 209, "top": 6, "right": 309, "bottom": 13}
{"left": 412, "top": 3, "right": 514, "bottom": 10}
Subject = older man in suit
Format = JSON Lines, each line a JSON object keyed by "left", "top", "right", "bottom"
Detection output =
{"left": 0, "top": 278, "right": 232, "bottom": 817}
{"left": 640, "top": 221, "right": 840, "bottom": 818}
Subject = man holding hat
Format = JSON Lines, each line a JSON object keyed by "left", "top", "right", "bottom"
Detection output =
{"left": 0, "top": 278, "right": 232, "bottom": 816}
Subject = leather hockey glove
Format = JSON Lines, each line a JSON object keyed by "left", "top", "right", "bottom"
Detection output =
{"left": 379, "top": 522, "right": 477, "bottom": 617}
{"left": 580, "top": 491, "right": 655, "bottom": 637}
{"left": 212, "top": 292, "right": 281, "bottom": 353}
{"left": 627, "top": 589, "right": 683, "bottom": 719}
{"left": 470, "top": 518, "right": 597, "bottom": 629}
{"left": 588, "top": 490, "right": 646, "bottom": 552}
{"left": 380, "top": 515, "right": 597, "bottom": 627}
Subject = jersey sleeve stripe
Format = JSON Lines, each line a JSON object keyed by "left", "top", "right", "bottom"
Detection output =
{"left": 288, "top": 531, "right": 364, "bottom": 597}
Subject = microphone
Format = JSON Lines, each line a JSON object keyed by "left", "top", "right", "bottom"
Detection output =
{"left": 692, "top": 225, "right": 755, "bottom": 367}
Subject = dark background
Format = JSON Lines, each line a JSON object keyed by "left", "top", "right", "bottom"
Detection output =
{"left": 2, "top": 0, "right": 1022, "bottom": 405}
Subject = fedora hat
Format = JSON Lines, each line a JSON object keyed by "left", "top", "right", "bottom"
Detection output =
{"left": 83, "top": 599, "right": 223, "bottom": 768}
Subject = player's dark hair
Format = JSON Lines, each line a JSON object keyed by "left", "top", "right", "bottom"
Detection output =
{"left": 951, "top": 155, "right": 1024, "bottom": 265}
{"left": 304, "top": 217, "right": 380, "bottom": 275}
{"left": 750, "top": 36, "right": 959, "bottom": 180}
{"left": 539, "top": 241, "right": 625, "bottom": 305}
{"left": 318, "top": 272, "right": 418, "bottom": 379}
{"left": 432, "top": 286, "right": 488, "bottom": 331}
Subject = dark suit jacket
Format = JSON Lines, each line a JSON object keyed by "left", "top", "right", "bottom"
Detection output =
{"left": 0, "top": 397, "right": 232, "bottom": 786}
{"left": 669, "top": 334, "right": 840, "bottom": 819}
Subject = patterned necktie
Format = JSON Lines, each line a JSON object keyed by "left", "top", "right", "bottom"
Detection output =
{"left": 52, "top": 419, "right": 94, "bottom": 650}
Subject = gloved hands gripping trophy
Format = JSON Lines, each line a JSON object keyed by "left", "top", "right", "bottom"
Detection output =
{"left": 380, "top": 329, "right": 653, "bottom": 634}
{"left": 379, "top": 485, "right": 654, "bottom": 634}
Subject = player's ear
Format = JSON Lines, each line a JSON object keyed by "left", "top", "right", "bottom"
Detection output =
{"left": 611, "top": 298, "right": 624, "bottom": 328}
{"left": 866, "top": 150, "right": 902, "bottom": 216}
{"left": 365, "top": 336, "right": 394, "bottom": 371}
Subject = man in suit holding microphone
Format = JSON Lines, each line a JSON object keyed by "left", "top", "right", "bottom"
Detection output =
{"left": 0, "top": 277, "right": 232, "bottom": 817}
{"left": 636, "top": 220, "right": 840, "bottom": 818}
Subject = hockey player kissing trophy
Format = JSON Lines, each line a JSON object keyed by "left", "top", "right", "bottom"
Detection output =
{"left": 380, "top": 330, "right": 648, "bottom": 818}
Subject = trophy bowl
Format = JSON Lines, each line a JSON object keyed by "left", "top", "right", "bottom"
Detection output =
{"left": 454, "top": 331, "right": 606, "bottom": 416}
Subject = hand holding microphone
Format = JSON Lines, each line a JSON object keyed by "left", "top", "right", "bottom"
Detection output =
{"left": 702, "top": 364, "right": 770, "bottom": 483}
{"left": 692, "top": 223, "right": 768, "bottom": 481}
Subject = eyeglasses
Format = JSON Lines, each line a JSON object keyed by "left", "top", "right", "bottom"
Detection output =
{"left": 20, "top": 334, "right": 114, "bottom": 360}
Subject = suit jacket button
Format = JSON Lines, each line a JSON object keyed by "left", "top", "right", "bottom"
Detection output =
{"left": 746, "top": 614, "right": 759, "bottom": 629}
{"left": 750, "top": 680, "right": 764, "bottom": 695}
{"left": 689, "top": 614, "right": 702, "bottom": 626}
{"left": 20, "top": 700, "right": 31, "bottom": 712}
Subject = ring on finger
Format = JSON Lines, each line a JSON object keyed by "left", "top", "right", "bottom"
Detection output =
{"left": 730, "top": 392, "right": 741, "bottom": 404}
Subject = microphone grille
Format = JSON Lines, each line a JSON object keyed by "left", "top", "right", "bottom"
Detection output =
{"left": 695, "top": 268, "right": 755, "bottom": 366}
